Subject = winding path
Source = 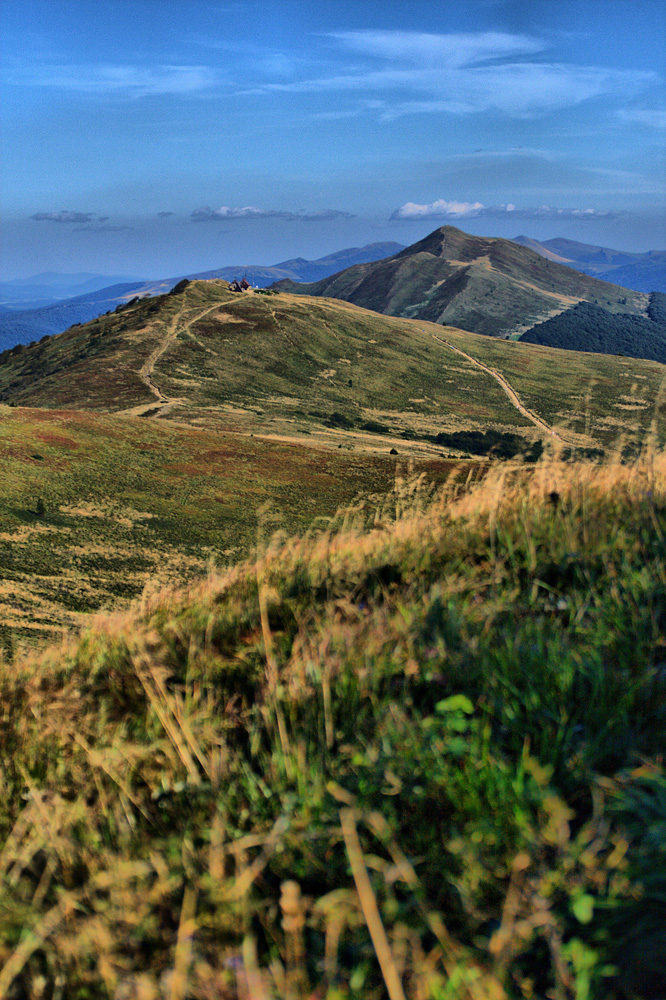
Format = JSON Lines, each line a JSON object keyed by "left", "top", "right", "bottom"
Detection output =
{"left": 430, "top": 331, "right": 573, "bottom": 444}
{"left": 122, "top": 302, "right": 227, "bottom": 416}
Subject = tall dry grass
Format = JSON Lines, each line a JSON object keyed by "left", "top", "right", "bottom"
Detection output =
{"left": 1, "top": 451, "right": 665, "bottom": 999}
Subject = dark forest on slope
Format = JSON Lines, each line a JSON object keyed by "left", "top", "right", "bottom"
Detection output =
{"left": 521, "top": 293, "right": 666, "bottom": 362}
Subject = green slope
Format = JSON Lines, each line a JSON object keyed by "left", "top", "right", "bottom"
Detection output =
{"left": 273, "top": 224, "right": 647, "bottom": 337}
{"left": 0, "top": 279, "right": 539, "bottom": 442}
{"left": 2, "top": 276, "right": 666, "bottom": 650}
{"left": 0, "top": 277, "right": 663, "bottom": 454}
{"left": 0, "top": 404, "right": 457, "bottom": 650}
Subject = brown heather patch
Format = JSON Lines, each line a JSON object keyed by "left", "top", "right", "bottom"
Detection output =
{"left": 35, "top": 431, "right": 82, "bottom": 449}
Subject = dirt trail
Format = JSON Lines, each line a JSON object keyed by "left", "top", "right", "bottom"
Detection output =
{"left": 431, "top": 331, "right": 573, "bottom": 443}
{"left": 122, "top": 302, "right": 225, "bottom": 416}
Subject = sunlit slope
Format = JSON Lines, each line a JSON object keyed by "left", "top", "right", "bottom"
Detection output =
{"left": 273, "top": 224, "right": 646, "bottom": 337}
{"left": 1, "top": 279, "right": 665, "bottom": 452}
{"left": 0, "top": 280, "right": 536, "bottom": 439}
{"left": 0, "top": 404, "right": 455, "bottom": 650}
{"left": 442, "top": 326, "right": 666, "bottom": 451}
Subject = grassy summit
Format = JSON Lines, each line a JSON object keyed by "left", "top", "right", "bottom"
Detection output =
{"left": 0, "top": 457, "right": 664, "bottom": 998}
{"left": 0, "top": 278, "right": 663, "bottom": 450}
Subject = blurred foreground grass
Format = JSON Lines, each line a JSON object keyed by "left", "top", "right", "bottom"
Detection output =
{"left": 1, "top": 456, "right": 665, "bottom": 999}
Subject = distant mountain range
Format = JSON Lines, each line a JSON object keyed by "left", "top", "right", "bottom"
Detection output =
{"left": 511, "top": 236, "right": 666, "bottom": 293}
{"left": 0, "top": 279, "right": 176, "bottom": 351}
{"left": 2, "top": 230, "right": 663, "bottom": 356}
{"left": 273, "top": 225, "right": 648, "bottom": 338}
{"left": 0, "top": 271, "right": 144, "bottom": 310}
{"left": 0, "top": 242, "right": 405, "bottom": 351}
{"left": 186, "top": 241, "right": 405, "bottom": 286}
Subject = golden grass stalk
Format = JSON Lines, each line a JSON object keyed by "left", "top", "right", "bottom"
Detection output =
{"left": 340, "top": 807, "right": 408, "bottom": 1000}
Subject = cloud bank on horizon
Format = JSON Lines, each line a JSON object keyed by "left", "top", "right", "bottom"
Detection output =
{"left": 190, "top": 206, "right": 355, "bottom": 222}
{"left": 391, "top": 201, "right": 619, "bottom": 221}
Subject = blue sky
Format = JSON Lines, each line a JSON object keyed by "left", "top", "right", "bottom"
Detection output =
{"left": 1, "top": 0, "right": 664, "bottom": 279}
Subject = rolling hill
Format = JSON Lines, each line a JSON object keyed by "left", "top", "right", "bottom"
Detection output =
{"left": 0, "top": 242, "right": 405, "bottom": 350}
{"left": 272, "top": 225, "right": 648, "bottom": 338}
{"left": 512, "top": 235, "right": 666, "bottom": 292}
{"left": 2, "top": 276, "right": 664, "bottom": 451}
{"left": 2, "top": 276, "right": 666, "bottom": 649}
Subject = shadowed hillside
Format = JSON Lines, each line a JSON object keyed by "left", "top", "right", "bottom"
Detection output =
{"left": 521, "top": 294, "right": 666, "bottom": 362}
{"left": 273, "top": 225, "right": 647, "bottom": 338}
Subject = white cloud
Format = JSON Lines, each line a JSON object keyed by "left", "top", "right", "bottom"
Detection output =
{"left": 391, "top": 200, "right": 619, "bottom": 221}
{"left": 393, "top": 200, "right": 485, "bottom": 220}
{"left": 191, "top": 206, "right": 354, "bottom": 222}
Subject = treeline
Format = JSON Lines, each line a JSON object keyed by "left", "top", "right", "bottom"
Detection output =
{"left": 314, "top": 410, "right": 544, "bottom": 459}
{"left": 521, "top": 294, "right": 666, "bottom": 363}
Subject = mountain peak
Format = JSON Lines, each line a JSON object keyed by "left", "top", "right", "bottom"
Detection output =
{"left": 273, "top": 223, "right": 645, "bottom": 338}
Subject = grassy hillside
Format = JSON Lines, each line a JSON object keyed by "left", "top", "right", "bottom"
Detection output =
{"left": 1, "top": 457, "right": 664, "bottom": 999}
{"left": 273, "top": 225, "right": 646, "bottom": 338}
{"left": 441, "top": 325, "right": 666, "bottom": 452}
{"left": 0, "top": 245, "right": 406, "bottom": 351}
{"left": 0, "top": 280, "right": 532, "bottom": 438}
{"left": 3, "top": 278, "right": 666, "bottom": 651}
{"left": 1, "top": 278, "right": 664, "bottom": 455}
{"left": 0, "top": 404, "right": 457, "bottom": 651}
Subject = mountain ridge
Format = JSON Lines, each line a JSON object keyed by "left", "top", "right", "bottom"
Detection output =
{"left": 512, "top": 234, "right": 666, "bottom": 292}
{"left": 272, "top": 224, "right": 648, "bottom": 338}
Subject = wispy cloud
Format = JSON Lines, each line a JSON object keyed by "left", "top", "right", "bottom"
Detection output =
{"left": 157, "top": 211, "right": 175, "bottom": 218}
{"left": 248, "top": 30, "right": 656, "bottom": 118}
{"left": 190, "top": 205, "right": 355, "bottom": 222}
{"left": 31, "top": 210, "right": 95, "bottom": 223}
{"left": 329, "top": 30, "right": 545, "bottom": 67}
{"left": 76, "top": 224, "right": 135, "bottom": 233}
{"left": 10, "top": 62, "right": 218, "bottom": 97}
{"left": 619, "top": 108, "right": 666, "bottom": 128}
{"left": 392, "top": 200, "right": 619, "bottom": 221}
